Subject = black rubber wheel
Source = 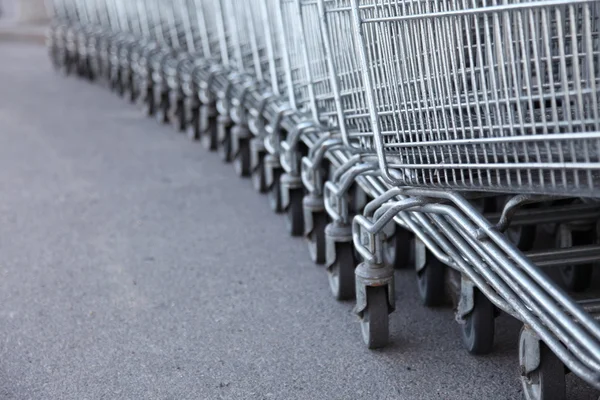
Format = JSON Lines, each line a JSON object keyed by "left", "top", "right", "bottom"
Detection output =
{"left": 507, "top": 224, "right": 537, "bottom": 252}
{"left": 156, "top": 92, "right": 170, "bottom": 124}
{"left": 349, "top": 184, "right": 368, "bottom": 214}
{"left": 252, "top": 156, "right": 267, "bottom": 193}
{"left": 116, "top": 72, "right": 125, "bottom": 97}
{"left": 144, "top": 88, "right": 155, "bottom": 117}
{"left": 385, "top": 228, "right": 413, "bottom": 269}
{"left": 268, "top": 169, "right": 283, "bottom": 213}
{"left": 176, "top": 99, "right": 186, "bottom": 132}
{"left": 129, "top": 83, "right": 138, "bottom": 104}
{"left": 87, "top": 59, "right": 96, "bottom": 81}
{"left": 328, "top": 242, "right": 356, "bottom": 301}
{"left": 519, "top": 328, "right": 566, "bottom": 400}
{"left": 560, "top": 263, "right": 593, "bottom": 292}
{"left": 109, "top": 76, "right": 118, "bottom": 92}
{"left": 50, "top": 49, "right": 60, "bottom": 70}
{"left": 233, "top": 139, "right": 251, "bottom": 177}
{"left": 285, "top": 189, "right": 304, "bottom": 237}
{"left": 218, "top": 131, "right": 232, "bottom": 162}
{"left": 77, "top": 60, "right": 87, "bottom": 78}
{"left": 65, "top": 58, "right": 74, "bottom": 76}
{"left": 186, "top": 102, "right": 200, "bottom": 141}
{"left": 461, "top": 289, "right": 495, "bottom": 355}
{"left": 559, "top": 228, "right": 595, "bottom": 292}
{"left": 201, "top": 121, "right": 218, "bottom": 151}
{"left": 307, "top": 212, "right": 328, "bottom": 264}
{"left": 416, "top": 257, "right": 446, "bottom": 307}
{"left": 360, "top": 286, "right": 390, "bottom": 349}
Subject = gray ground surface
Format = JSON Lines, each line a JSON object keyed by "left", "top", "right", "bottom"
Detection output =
{"left": 0, "top": 43, "right": 598, "bottom": 400}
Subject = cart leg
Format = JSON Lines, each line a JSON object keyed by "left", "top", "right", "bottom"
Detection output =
{"left": 127, "top": 74, "right": 137, "bottom": 102}
{"left": 414, "top": 238, "right": 446, "bottom": 306}
{"left": 325, "top": 222, "right": 356, "bottom": 300}
{"left": 230, "top": 124, "right": 250, "bottom": 177}
{"left": 264, "top": 154, "right": 283, "bottom": 213}
{"left": 250, "top": 140, "right": 267, "bottom": 193}
{"left": 281, "top": 173, "right": 305, "bottom": 236}
{"left": 304, "top": 194, "right": 327, "bottom": 264}
{"left": 519, "top": 327, "right": 566, "bottom": 400}
{"left": 200, "top": 104, "right": 218, "bottom": 151}
{"left": 385, "top": 227, "right": 413, "bottom": 270}
{"left": 185, "top": 97, "right": 200, "bottom": 140}
{"left": 268, "top": 168, "right": 283, "bottom": 213}
{"left": 460, "top": 287, "right": 495, "bottom": 355}
{"left": 156, "top": 88, "right": 170, "bottom": 124}
{"left": 234, "top": 139, "right": 251, "bottom": 177}
{"left": 143, "top": 85, "right": 156, "bottom": 117}
{"left": 217, "top": 115, "right": 233, "bottom": 162}
{"left": 116, "top": 68, "right": 125, "bottom": 97}
{"left": 557, "top": 224, "right": 595, "bottom": 292}
{"left": 169, "top": 91, "right": 186, "bottom": 132}
{"left": 355, "top": 261, "right": 395, "bottom": 349}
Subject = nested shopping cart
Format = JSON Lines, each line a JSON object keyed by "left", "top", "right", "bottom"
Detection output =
{"left": 47, "top": 0, "right": 600, "bottom": 398}
{"left": 317, "top": 0, "right": 600, "bottom": 398}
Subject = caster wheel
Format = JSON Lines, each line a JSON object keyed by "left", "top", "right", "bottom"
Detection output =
{"left": 116, "top": 77, "right": 125, "bottom": 97}
{"left": 252, "top": 158, "right": 267, "bottom": 193}
{"left": 202, "top": 122, "right": 218, "bottom": 151}
{"left": 384, "top": 228, "right": 413, "bottom": 269}
{"left": 495, "top": 197, "right": 537, "bottom": 251}
{"left": 218, "top": 131, "right": 232, "bottom": 162}
{"left": 78, "top": 64, "right": 88, "bottom": 79}
{"left": 157, "top": 95, "right": 170, "bottom": 124}
{"left": 328, "top": 242, "right": 356, "bottom": 300}
{"left": 461, "top": 289, "right": 495, "bottom": 355}
{"left": 507, "top": 224, "right": 537, "bottom": 251}
{"left": 109, "top": 77, "right": 118, "bottom": 91}
{"left": 560, "top": 264, "right": 593, "bottom": 292}
{"left": 176, "top": 100, "right": 186, "bottom": 132}
{"left": 519, "top": 328, "right": 566, "bottom": 400}
{"left": 349, "top": 184, "right": 368, "bottom": 214}
{"left": 156, "top": 107, "right": 169, "bottom": 124}
{"left": 234, "top": 139, "right": 251, "bottom": 177}
{"left": 416, "top": 257, "right": 446, "bottom": 307}
{"left": 286, "top": 189, "right": 304, "bottom": 237}
{"left": 144, "top": 89, "right": 155, "bottom": 117}
{"left": 268, "top": 169, "right": 283, "bottom": 213}
{"left": 360, "top": 286, "right": 390, "bottom": 349}
{"left": 187, "top": 110, "right": 200, "bottom": 141}
{"left": 130, "top": 88, "right": 138, "bottom": 104}
{"left": 558, "top": 226, "right": 594, "bottom": 292}
{"left": 307, "top": 212, "right": 327, "bottom": 264}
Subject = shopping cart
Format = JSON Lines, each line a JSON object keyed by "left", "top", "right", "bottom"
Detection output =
{"left": 328, "top": 0, "right": 600, "bottom": 397}
{"left": 47, "top": 0, "right": 600, "bottom": 398}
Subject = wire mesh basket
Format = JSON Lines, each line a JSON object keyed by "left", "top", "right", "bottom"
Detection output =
{"left": 333, "top": 0, "right": 600, "bottom": 196}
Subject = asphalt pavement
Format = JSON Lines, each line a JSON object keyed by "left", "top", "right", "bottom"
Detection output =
{"left": 0, "top": 43, "right": 598, "bottom": 400}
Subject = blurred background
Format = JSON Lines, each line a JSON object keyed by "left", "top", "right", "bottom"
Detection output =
{"left": 0, "top": 0, "right": 49, "bottom": 23}
{"left": 0, "top": 0, "right": 48, "bottom": 43}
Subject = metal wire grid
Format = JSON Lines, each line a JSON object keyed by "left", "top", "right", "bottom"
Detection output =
{"left": 190, "top": 0, "right": 222, "bottom": 64}
{"left": 223, "top": 0, "right": 282, "bottom": 93}
{"left": 216, "top": 0, "right": 252, "bottom": 72}
{"left": 163, "top": 1, "right": 184, "bottom": 51}
{"left": 258, "top": 0, "right": 287, "bottom": 95}
{"left": 279, "top": 0, "right": 312, "bottom": 114}
{"left": 239, "top": 0, "right": 271, "bottom": 86}
{"left": 297, "top": 0, "right": 340, "bottom": 127}
{"left": 171, "top": 0, "right": 195, "bottom": 55}
{"left": 346, "top": 0, "right": 600, "bottom": 196}
{"left": 320, "top": 0, "right": 376, "bottom": 150}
